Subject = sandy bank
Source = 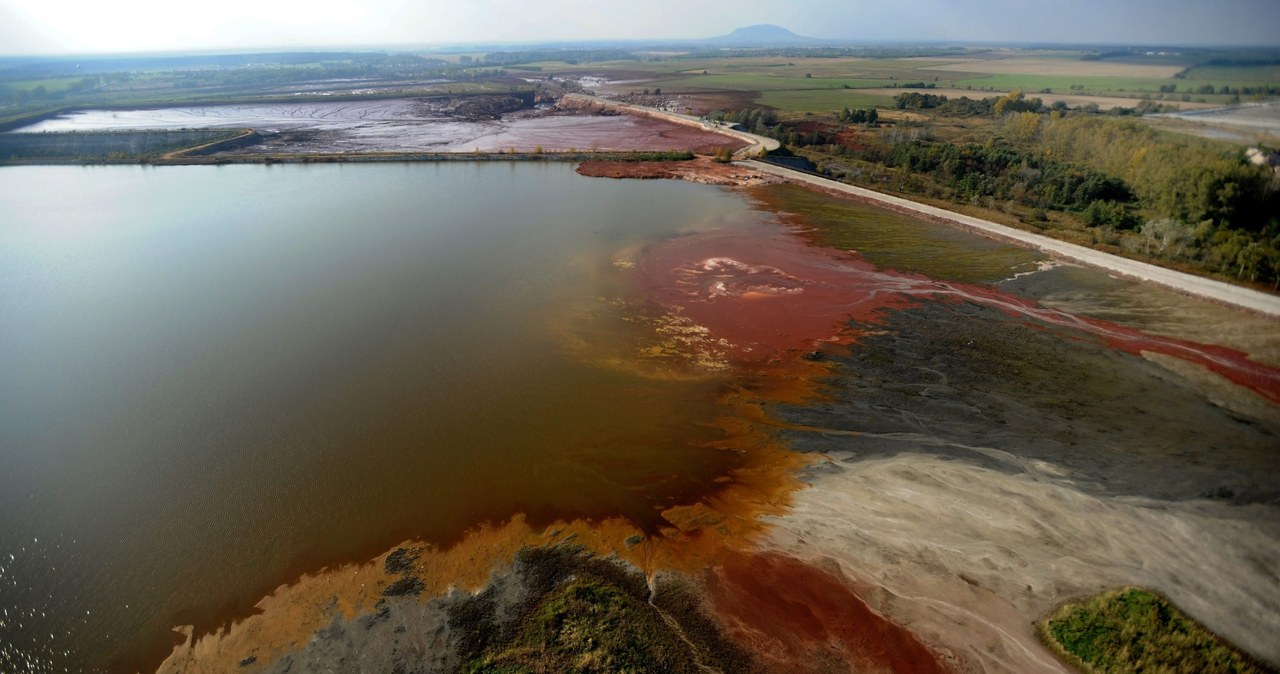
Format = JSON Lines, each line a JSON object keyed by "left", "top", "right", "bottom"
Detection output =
{"left": 763, "top": 454, "right": 1280, "bottom": 673}
{"left": 747, "top": 160, "right": 1280, "bottom": 317}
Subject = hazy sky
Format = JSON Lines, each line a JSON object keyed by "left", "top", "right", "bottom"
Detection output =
{"left": 2, "top": 0, "right": 1278, "bottom": 55}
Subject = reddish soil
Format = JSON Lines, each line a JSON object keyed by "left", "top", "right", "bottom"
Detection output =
{"left": 576, "top": 158, "right": 779, "bottom": 186}
{"left": 632, "top": 223, "right": 924, "bottom": 364}
{"left": 631, "top": 214, "right": 1280, "bottom": 401}
{"left": 834, "top": 127, "right": 869, "bottom": 153}
{"left": 705, "top": 550, "right": 949, "bottom": 674}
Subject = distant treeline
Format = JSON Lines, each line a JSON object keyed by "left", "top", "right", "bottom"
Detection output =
{"left": 477, "top": 49, "right": 637, "bottom": 66}
{"left": 0, "top": 52, "right": 436, "bottom": 80}
{"left": 679, "top": 46, "right": 971, "bottom": 60}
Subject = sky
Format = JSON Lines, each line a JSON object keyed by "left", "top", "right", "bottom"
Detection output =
{"left": 2, "top": 0, "right": 1278, "bottom": 56}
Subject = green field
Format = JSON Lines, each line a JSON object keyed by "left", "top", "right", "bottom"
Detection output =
{"left": 954, "top": 73, "right": 1180, "bottom": 94}
{"left": 658, "top": 73, "right": 889, "bottom": 92}
{"left": 1180, "top": 64, "right": 1280, "bottom": 82}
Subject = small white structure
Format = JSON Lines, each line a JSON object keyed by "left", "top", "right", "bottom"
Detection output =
{"left": 1245, "top": 146, "right": 1279, "bottom": 168}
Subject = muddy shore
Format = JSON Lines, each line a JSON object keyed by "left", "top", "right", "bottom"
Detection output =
{"left": 153, "top": 159, "right": 1280, "bottom": 674}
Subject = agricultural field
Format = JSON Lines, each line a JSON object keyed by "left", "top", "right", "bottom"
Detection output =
{"left": 925, "top": 56, "right": 1187, "bottom": 78}
{"left": 518, "top": 49, "right": 1276, "bottom": 115}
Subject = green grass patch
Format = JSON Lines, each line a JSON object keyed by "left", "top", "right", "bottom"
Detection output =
{"left": 756, "top": 182, "right": 1045, "bottom": 284}
{"left": 1179, "top": 64, "right": 1280, "bottom": 82}
{"left": 1039, "top": 588, "right": 1273, "bottom": 674}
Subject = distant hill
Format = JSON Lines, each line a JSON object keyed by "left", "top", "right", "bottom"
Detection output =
{"left": 706, "top": 25, "right": 820, "bottom": 46}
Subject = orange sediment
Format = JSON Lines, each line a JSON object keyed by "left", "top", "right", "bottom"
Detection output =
{"left": 157, "top": 385, "right": 815, "bottom": 672}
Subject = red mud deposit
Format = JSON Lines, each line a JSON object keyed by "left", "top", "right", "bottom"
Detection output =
{"left": 1080, "top": 313, "right": 1280, "bottom": 404}
{"left": 635, "top": 224, "right": 940, "bottom": 364}
{"left": 914, "top": 279, "right": 1280, "bottom": 404}
{"left": 577, "top": 158, "right": 778, "bottom": 185}
{"left": 706, "top": 550, "right": 949, "bottom": 674}
{"left": 635, "top": 219, "right": 1280, "bottom": 401}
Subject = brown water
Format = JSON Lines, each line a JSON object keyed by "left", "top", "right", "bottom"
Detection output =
{"left": 0, "top": 163, "right": 773, "bottom": 672}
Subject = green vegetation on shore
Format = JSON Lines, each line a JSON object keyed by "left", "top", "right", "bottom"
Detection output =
{"left": 730, "top": 91, "right": 1280, "bottom": 288}
{"left": 1039, "top": 588, "right": 1273, "bottom": 674}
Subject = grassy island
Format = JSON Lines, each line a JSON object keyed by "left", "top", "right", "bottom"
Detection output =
{"left": 1039, "top": 588, "right": 1274, "bottom": 674}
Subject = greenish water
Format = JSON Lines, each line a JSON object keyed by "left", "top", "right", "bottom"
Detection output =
{"left": 0, "top": 163, "right": 772, "bottom": 672}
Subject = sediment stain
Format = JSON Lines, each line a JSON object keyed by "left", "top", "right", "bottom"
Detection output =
{"left": 157, "top": 402, "right": 810, "bottom": 671}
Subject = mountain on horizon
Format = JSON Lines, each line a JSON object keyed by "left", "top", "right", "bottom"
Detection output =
{"left": 706, "top": 24, "right": 820, "bottom": 46}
